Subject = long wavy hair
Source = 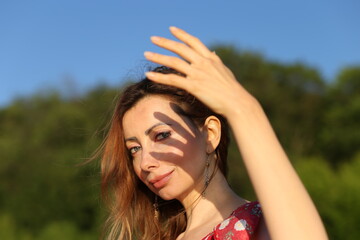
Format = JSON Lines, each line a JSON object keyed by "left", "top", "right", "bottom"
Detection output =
{"left": 100, "top": 66, "right": 230, "bottom": 240}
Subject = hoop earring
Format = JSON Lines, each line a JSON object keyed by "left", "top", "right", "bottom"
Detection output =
{"left": 153, "top": 194, "right": 159, "bottom": 219}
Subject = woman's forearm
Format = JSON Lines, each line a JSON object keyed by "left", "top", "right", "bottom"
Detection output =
{"left": 227, "top": 98, "right": 328, "bottom": 240}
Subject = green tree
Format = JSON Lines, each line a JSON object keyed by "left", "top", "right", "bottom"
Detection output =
{"left": 320, "top": 66, "right": 360, "bottom": 164}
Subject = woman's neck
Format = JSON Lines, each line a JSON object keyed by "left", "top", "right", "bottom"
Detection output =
{"left": 177, "top": 171, "right": 247, "bottom": 239}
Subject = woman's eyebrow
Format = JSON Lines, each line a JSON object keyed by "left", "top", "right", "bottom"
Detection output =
{"left": 125, "top": 136, "right": 137, "bottom": 142}
{"left": 145, "top": 122, "right": 172, "bottom": 135}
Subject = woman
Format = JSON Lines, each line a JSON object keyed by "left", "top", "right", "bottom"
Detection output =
{"left": 100, "top": 27, "right": 328, "bottom": 240}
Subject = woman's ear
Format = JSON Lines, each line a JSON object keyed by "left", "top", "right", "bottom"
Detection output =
{"left": 203, "top": 116, "right": 221, "bottom": 154}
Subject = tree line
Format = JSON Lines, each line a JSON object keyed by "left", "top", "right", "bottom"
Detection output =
{"left": 0, "top": 46, "right": 359, "bottom": 239}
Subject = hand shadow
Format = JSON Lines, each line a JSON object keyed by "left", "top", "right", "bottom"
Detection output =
{"left": 144, "top": 102, "right": 205, "bottom": 196}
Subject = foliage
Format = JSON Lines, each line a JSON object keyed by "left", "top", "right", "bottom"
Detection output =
{"left": 0, "top": 47, "right": 359, "bottom": 239}
{"left": 295, "top": 154, "right": 360, "bottom": 239}
{"left": 319, "top": 66, "right": 360, "bottom": 165}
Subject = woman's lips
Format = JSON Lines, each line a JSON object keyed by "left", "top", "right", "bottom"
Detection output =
{"left": 150, "top": 170, "right": 174, "bottom": 189}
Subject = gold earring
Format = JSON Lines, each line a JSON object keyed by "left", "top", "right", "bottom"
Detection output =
{"left": 202, "top": 155, "right": 211, "bottom": 197}
{"left": 153, "top": 195, "right": 159, "bottom": 219}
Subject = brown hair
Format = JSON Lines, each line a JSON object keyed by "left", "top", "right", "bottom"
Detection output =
{"left": 100, "top": 66, "right": 230, "bottom": 240}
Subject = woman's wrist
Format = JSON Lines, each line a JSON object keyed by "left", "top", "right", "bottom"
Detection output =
{"left": 225, "top": 94, "right": 265, "bottom": 127}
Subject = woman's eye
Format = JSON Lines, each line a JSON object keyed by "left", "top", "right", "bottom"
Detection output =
{"left": 155, "top": 131, "right": 171, "bottom": 141}
{"left": 129, "top": 146, "right": 141, "bottom": 154}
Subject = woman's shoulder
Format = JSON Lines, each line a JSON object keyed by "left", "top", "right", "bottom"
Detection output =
{"left": 202, "top": 201, "right": 262, "bottom": 240}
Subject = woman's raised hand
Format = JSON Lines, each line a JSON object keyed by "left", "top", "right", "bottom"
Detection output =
{"left": 144, "top": 27, "right": 257, "bottom": 118}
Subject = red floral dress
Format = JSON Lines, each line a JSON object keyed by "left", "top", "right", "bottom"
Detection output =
{"left": 201, "top": 201, "right": 262, "bottom": 240}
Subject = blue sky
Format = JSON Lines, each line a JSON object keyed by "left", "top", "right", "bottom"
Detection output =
{"left": 1, "top": 0, "right": 359, "bottom": 107}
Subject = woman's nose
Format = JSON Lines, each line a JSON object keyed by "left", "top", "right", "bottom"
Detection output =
{"left": 140, "top": 149, "right": 160, "bottom": 171}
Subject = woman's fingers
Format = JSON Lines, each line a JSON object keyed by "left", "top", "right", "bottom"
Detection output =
{"left": 150, "top": 36, "right": 200, "bottom": 63}
{"left": 144, "top": 51, "right": 191, "bottom": 74}
{"left": 169, "top": 26, "right": 215, "bottom": 59}
{"left": 145, "top": 71, "right": 188, "bottom": 91}
{"left": 143, "top": 27, "right": 249, "bottom": 117}
{"left": 150, "top": 27, "right": 221, "bottom": 64}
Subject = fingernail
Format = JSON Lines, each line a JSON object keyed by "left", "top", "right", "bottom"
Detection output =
{"left": 144, "top": 51, "right": 153, "bottom": 58}
{"left": 169, "top": 26, "right": 178, "bottom": 31}
{"left": 150, "top": 36, "right": 161, "bottom": 42}
{"left": 145, "top": 72, "right": 155, "bottom": 78}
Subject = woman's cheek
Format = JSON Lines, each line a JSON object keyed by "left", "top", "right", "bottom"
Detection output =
{"left": 132, "top": 161, "right": 142, "bottom": 178}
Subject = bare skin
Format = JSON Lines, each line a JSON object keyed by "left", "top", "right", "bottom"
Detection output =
{"left": 144, "top": 27, "right": 328, "bottom": 240}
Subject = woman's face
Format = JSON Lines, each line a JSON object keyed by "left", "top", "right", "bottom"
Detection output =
{"left": 122, "top": 95, "right": 208, "bottom": 201}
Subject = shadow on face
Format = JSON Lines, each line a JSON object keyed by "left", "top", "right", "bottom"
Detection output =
{"left": 133, "top": 100, "right": 208, "bottom": 200}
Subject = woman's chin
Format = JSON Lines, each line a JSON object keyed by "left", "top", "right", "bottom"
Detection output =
{"left": 156, "top": 190, "right": 178, "bottom": 201}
